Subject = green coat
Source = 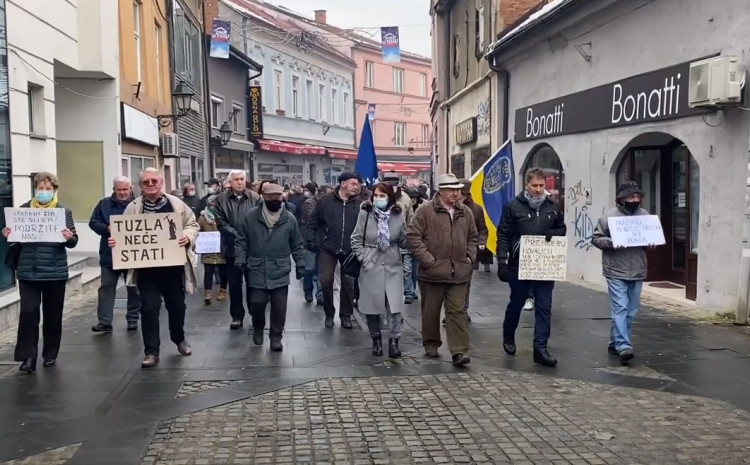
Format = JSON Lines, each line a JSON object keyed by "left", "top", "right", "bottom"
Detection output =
{"left": 235, "top": 206, "right": 305, "bottom": 290}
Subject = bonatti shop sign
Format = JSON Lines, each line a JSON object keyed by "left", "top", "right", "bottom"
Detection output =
{"left": 514, "top": 57, "right": 716, "bottom": 142}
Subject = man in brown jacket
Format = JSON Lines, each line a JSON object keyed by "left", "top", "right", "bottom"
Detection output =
{"left": 407, "top": 174, "right": 478, "bottom": 366}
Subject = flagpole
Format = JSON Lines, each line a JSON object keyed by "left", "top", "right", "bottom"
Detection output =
{"left": 469, "top": 139, "right": 510, "bottom": 182}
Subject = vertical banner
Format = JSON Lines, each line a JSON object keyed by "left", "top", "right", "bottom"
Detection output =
{"left": 380, "top": 27, "right": 401, "bottom": 63}
{"left": 209, "top": 19, "right": 231, "bottom": 59}
{"left": 367, "top": 103, "right": 376, "bottom": 121}
{"left": 248, "top": 86, "right": 264, "bottom": 138}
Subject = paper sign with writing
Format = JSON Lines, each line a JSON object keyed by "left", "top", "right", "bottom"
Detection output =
{"left": 607, "top": 215, "right": 666, "bottom": 248}
{"left": 110, "top": 213, "right": 185, "bottom": 270}
{"left": 4, "top": 207, "right": 66, "bottom": 242}
{"left": 519, "top": 235, "right": 568, "bottom": 281}
{"left": 195, "top": 231, "right": 221, "bottom": 254}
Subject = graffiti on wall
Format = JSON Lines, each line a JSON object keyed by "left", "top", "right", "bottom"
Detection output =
{"left": 477, "top": 99, "right": 490, "bottom": 137}
{"left": 567, "top": 179, "right": 592, "bottom": 206}
{"left": 573, "top": 205, "right": 595, "bottom": 251}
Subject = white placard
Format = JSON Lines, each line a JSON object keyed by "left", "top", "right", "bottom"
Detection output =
{"left": 519, "top": 235, "right": 568, "bottom": 281}
{"left": 110, "top": 213, "right": 186, "bottom": 270}
{"left": 195, "top": 231, "right": 221, "bottom": 254}
{"left": 607, "top": 215, "right": 666, "bottom": 248}
{"left": 4, "top": 207, "right": 66, "bottom": 242}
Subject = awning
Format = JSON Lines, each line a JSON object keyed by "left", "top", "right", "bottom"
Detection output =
{"left": 328, "top": 149, "right": 358, "bottom": 160}
{"left": 378, "top": 162, "right": 430, "bottom": 174}
{"left": 256, "top": 139, "right": 327, "bottom": 156}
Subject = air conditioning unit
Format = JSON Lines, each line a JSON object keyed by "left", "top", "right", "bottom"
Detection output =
{"left": 160, "top": 133, "right": 178, "bottom": 158}
{"left": 689, "top": 55, "right": 744, "bottom": 107}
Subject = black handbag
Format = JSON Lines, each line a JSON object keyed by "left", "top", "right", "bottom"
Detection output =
{"left": 342, "top": 214, "right": 369, "bottom": 279}
{"left": 4, "top": 243, "right": 21, "bottom": 270}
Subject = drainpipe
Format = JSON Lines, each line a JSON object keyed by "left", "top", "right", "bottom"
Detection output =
{"left": 488, "top": 54, "right": 510, "bottom": 143}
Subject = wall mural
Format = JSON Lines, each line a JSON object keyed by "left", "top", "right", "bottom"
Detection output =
{"left": 477, "top": 98, "right": 490, "bottom": 137}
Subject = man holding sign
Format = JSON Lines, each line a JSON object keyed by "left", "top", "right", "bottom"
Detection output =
{"left": 593, "top": 181, "right": 660, "bottom": 363}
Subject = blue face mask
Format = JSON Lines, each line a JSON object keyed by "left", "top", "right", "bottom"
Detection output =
{"left": 36, "top": 191, "right": 54, "bottom": 204}
{"left": 373, "top": 198, "right": 388, "bottom": 210}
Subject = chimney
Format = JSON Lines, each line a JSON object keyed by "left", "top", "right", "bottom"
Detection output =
{"left": 314, "top": 9, "right": 327, "bottom": 24}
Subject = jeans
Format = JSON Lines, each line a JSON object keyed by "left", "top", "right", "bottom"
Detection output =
{"left": 606, "top": 278, "right": 643, "bottom": 351}
{"left": 97, "top": 266, "right": 140, "bottom": 326}
{"left": 137, "top": 267, "right": 187, "bottom": 357}
{"left": 248, "top": 286, "right": 288, "bottom": 339}
{"left": 203, "top": 263, "right": 227, "bottom": 290}
{"left": 14, "top": 279, "right": 67, "bottom": 361}
{"left": 318, "top": 250, "right": 354, "bottom": 319}
{"left": 401, "top": 252, "right": 417, "bottom": 299}
{"left": 365, "top": 296, "right": 402, "bottom": 339}
{"left": 303, "top": 250, "right": 322, "bottom": 301}
{"left": 226, "top": 257, "right": 247, "bottom": 321}
{"left": 503, "top": 272, "right": 555, "bottom": 351}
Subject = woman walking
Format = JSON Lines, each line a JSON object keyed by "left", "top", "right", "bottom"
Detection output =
{"left": 2, "top": 172, "right": 78, "bottom": 373}
{"left": 198, "top": 195, "right": 227, "bottom": 305}
{"left": 351, "top": 183, "right": 408, "bottom": 358}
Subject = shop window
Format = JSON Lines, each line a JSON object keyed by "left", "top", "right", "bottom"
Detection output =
{"left": 123, "top": 155, "right": 156, "bottom": 195}
{"left": 451, "top": 154, "right": 465, "bottom": 179}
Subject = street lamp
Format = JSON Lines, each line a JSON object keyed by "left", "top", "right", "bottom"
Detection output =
{"left": 157, "top": 83, "right": 196, "bottom": 128}
{"left": 217, "top": 121, "right": 232, "bottom": 145}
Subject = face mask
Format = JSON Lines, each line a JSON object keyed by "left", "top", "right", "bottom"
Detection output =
{"left": 36, "top": 191, "right": 54, "bottom": 204}
{"left": 373, "top": 198, "right": 388, "bottom": 210}
{"left": 623, "top": 201, "right": 640, "bottom": 214}
{"left": 304, "top": 191, "right": 312, "bottom": 198}
{"left": 186, "top": 191, "right": 195, "bottom": 197}
{"left": 209, "top": 186, "right": 219, "bottom": 194}
{"left": 265, "top": 200, "right": 283, "bottom": 212}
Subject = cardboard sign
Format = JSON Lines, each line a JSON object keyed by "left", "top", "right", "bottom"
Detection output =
{"left": 195, "top": 231, "right": 221, "bottom": 254}
{"left": 608, "top": 215, "right": 666, "bottom": 248}
{"left": 4, "top": 207, "right": 66, "bottom": 242}
{"left": 519, "top": 235, "right": 568, "bottom": 281}
{"left": 110, "top": 213, "right": 185, "bottom": 270}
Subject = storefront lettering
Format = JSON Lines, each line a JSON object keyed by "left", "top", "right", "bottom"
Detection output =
{"left": 248, "top": 86, "right": 264, "bottom": 138}
{"left": 455, "top": 118, "right": 477, "bottom": 145}
{"left": 611, "top": 74, "right": 681, "bottom": 124}
{"left": 525, "top": 104, "right": 564, "bottom": 139}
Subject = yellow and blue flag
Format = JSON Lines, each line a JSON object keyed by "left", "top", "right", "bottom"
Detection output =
{"left": 469, "top": 140, "right": 515, "bottom": 254}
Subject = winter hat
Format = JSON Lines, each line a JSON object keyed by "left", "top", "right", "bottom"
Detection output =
{"left": 338, "top": 172, "right": 362, "bottom": 184}
{"left": 616, "top": 181, "right": 644, "bottom": 201}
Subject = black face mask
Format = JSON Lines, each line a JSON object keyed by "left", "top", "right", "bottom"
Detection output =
{"left": 265, "top": 200, "right": 283, "bottom": 212}
{"left": 623, "top": 201, "right": 640, "bottom": 214}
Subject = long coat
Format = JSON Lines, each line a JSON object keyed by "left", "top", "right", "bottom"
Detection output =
{"left": 350, "top": 204, "right": 408, "bottom": 315}
{"left": 198, "top": 214, "right": 225, "bottom": 265}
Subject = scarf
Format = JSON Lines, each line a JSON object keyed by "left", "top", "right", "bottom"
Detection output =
{"left": 30, "top": 192, "right": 59, "bottom": 209}
{"left": 202, "top": 208, "right": 216, "bottom": 224}
{"left": 143, "top": 194, "right": 169, "bottom": 213}
{"left": 373, "top": 207, "right": 391, "bottom": 252}
{"left": 524, "top": 191, "right": 546, "bottom": 211}
{"left": 261, "top": 202, "right": 282, "bottom": 230}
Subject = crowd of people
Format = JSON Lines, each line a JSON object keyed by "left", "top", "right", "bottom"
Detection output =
{"left": 3, "top": 166, "right": 653, "bottom": 373}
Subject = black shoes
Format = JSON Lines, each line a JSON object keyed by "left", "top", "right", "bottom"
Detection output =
{"left": 42, "top": 359, "right": 56, "bottom": 368}
{"left": 270, "top": 339, "right": 283, "bottom": 352}
{"left": 316, "top": 299, "right": 323, "bottom": 307}
{"left": 533, "top": 348, "right": 558, "bottom": 367}
{"left": 619, "top": 348, "right": 634, "bottom": 362}
{"left": 388, "top": 338, "right": 401, "bottom": 359}
{"left": 91, "top": 323, "right": 113, "bottom": 333}
{"left": 127, "top": 321, "right": 138, "bottom": 331}
{"left": 19, "top": 359, "right": 36, "bottom": 374}
{"left": 324, "top": 316, "right": 334, "bottom": 329}
{"left": 230, "top": 320, "right": 243, "bottom": 330}
{"left": 340, "top": 316, "right": 353, "bottom": 329}
{"left": 304, "top": 293, "right": 313, "bottom": 303}
{"left": 253, "top": 328, "right": 264, "bottom": 346}
{"left": 404, "top": 297, "right": 413, "bottom": 305}
{"left": 372, "top": 337, "right": 383, "bottom": 356}
{"left": 607, "top": 344, "right": 619, "bottom": 355}
{"left": 503, "top": 340, "right": 516, "bottom": 355}
{"left": 452, "top": 353, "right": 470, "bottom": 367}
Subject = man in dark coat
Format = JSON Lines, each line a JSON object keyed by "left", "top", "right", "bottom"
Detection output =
{"left": 300, "top": 182, "right": 324, "bottom": 305}
{"left": 460, "top": 180, "right": 488, "bottom": 315}
{"left": 89, "top": 176, "right": 140, "bottom": 333}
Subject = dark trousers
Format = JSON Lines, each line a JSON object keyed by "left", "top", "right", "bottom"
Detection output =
{"left": 97, "top": 266, "right": 140, "bottom": 326}
{"left": 137, "top": 267, "right": 186, "bottom": 356}
{"left": 318, "top": 250, "right": 354, "bottom": 319}
{"left": 248, "top": 286, "right": 288, "bottom": 339}
{"left": 226, "top": 257, "right": 247, "bottom": 321}
{"left": 503, "top": 272, "right": 554, "bottom": 351}
{"left": 203, "top": 263, "right": 227, "bottom": 290}
{"left": 14, "top": 279, "right": 67, "bottom": 361}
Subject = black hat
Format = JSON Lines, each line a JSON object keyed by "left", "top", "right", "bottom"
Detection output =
{"left": 205, "top": 178, "right": 221, "bottom": 186}
{"left": 304, "top": 182, "right": 317, "bottom": 194}
{"left": 616, "top": 181, "right": 644, "bottom": 200}
{"left": 338, "top": 172, "right": 362, "bottom": 183}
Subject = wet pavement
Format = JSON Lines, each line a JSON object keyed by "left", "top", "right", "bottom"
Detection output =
{"left": 0, "top": 269, "right": 749, "bottom": 464}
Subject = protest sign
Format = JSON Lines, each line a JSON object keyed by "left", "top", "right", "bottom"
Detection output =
{"left": 4, "top": 207, "right": 66, "bottom": 242}
{"left": 607, "top": 215, "right": 665, "bottom": 248}
{"left": 195, "top": 231, "right": 221, "bottom": 254}
{"left": 110, "top": 213, "right": 185, "bottom": 270}
{"left": 519, "top": 235, "right": 568, "bottom": 281}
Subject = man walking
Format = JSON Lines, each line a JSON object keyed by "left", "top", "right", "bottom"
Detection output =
{"left": 593, "top": 181, "right": 654, "bottom": 363}
{"left": 300, "top": 183, "right": 328, "bottom": 305}
{"left": 235, "top": 183, "right": 305, "bottom": 351}
{"left": 199, "top": 178, "right": 222, "bottom": 213}
{"left": 459, "top": 180, "right": 488, "bottom": 316}
{"left": 305, "top": 173, "right": 361, "bottom": 329}
{"left": 109, "top": 168, "right": 199, "bottom": 368}
{"left": 214, "top": 169, "right": 260, "bottom": 329}
{"left": 496, "top": 167, "right": 566, "bottom": 367}
{"left": 407, "top": 174, "right": 478, "bottom": 367}
{"left": 89, "top": 176, "right": 140, "bottom": 332}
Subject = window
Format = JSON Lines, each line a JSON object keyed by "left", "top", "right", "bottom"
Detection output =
{"left": 394, "top": 122, "right": 406, "bottom": 147}
{"left": 291, "top": 75, "right": 300, "bottom": 116}
{"left": 393, "top": 68, "right": 404, "bottom": 93}
{"left": 452, "top": 34, "right": 461, "bottom": 79}
{"left": 475, "top": 5, "right": 486, "bottom": 58}
{"left": 365, "top": 61, "right": 375, "bottom": 88}
{"left": 172, "top": 3, "right": 201, "bottom": 90}
{"left": 27, "top": 84, "right": 44, "bottom": 135}
{"left": 154, "top": 22, "right": 163, "bottom": 100}
{"left": 420, "top": 124, "right": 429, "bottom": 144}
{"left": 419, "top": 73, "right": 427, "bottom": 97}
{"left": 210, "top": 95, "right": 223, "bottom": 128}
{"left": 305, "top": 79, "right": 315, "bottom": 119}
{"left": 123, "top": 155, "right": 156, "bottom": 196}
{"left": 134, "top": 1, "right": 142, "bottom": 84}
{"left": 273, "top": 69, "right": 284, "bottom": 112}
{"left": 331, "top": 88, "right": 338, "bottom": 125}
{"left": 231, "top": 103, "right": 243, "bottom": 133}
{"left": 318, "top": 84, "right": 326, "bottom": 122}
{"left": 343, "top": 92, "right": 351, "bottom": 127}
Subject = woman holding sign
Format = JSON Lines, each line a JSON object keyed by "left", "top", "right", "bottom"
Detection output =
{"left": 2, "top": 172, "right": 78, "bottom": 374}
{"left": 198, "top": 195, "right": 227, "bottom": 304}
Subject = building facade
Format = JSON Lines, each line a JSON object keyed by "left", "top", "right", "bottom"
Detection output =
{"left": 486, "top": 0, "right": 750, "bottom": 313}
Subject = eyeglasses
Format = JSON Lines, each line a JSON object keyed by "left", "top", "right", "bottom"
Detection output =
{"left": 142, "top": 179, "right": 159, "bottom": 186}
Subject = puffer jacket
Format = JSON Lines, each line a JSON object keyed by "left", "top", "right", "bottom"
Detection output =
{"left": 592, "top": 205, "right": 650, "bottom": 280}
{"left": 305, "top": 188, "right": 361, "bottom": 255}
{"left": 214, "top": 189, "right": 260, "bottom": 260}
{"left": 15, "top": 202, "right": 78, "bottom": 281}
{"left": 406, "top": 199, "right": 479, "bottom": 284}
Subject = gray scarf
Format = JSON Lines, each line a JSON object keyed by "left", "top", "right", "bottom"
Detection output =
{"left": 261, "top": 202, "right": 282, "bottom": 230}
{"left": 372, "top": 207, "right": 391, "bottom": 252}
{"left": 524, "top": 191, "right": 546, "bottom": 211}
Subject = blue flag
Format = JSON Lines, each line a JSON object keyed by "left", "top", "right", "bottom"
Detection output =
{"left": 356, "top": 114, "right": 378, "bottom": 186}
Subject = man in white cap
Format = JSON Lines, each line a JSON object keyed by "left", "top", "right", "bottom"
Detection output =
{"left": 407, "top": 173, "right": 478, "bottom": 367}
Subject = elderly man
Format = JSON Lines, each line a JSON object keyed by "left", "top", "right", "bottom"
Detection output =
{"left": 109, "top": 168, "right": 199, "bottom": 368}
{"left": 89, "top": 176, "right": 140, "bottom": 333}
{"left": 407, "top": 174, "right": 478, "bottom": 367}
{"left": 235, "top": 183, "right": 305, "bottom": 351}
{"left": 214, "top": 169, "right": 261, "bottom": 329}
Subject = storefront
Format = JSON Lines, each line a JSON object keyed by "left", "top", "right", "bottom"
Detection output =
{"left": 447, "top": 79, "right": 492, "bottom": 179}
{"left": 487, "top": 0, "right": 750, "bottom": 312}
{"left": 254, "top": 139, "right": 333, "bottom": 187}
{"left": 212, "top": 143, "right": 253, "bottom": 181}
{"left": 0, "top": 0, "right": 13, "bottom": 290}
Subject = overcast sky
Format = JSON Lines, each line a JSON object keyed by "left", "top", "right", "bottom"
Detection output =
{"left": 266, "top": 0, "right": 432, "bottom": 57}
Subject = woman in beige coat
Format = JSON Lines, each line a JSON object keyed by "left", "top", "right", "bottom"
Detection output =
{"left": 198, "top": 195, "right": 227, "bottom": 304}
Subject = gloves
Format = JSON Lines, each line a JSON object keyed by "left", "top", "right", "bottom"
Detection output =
{"left": 497, "top": 259, "right": 509, "bottom": 282}
{"left": 296, "top": 267, "right": 305, "bottom": 280}
{"left": 545, "top": 234, "right": 553, "bottom": 242}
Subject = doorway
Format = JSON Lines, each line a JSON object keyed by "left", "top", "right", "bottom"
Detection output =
{"left": 616, "top": 135, "right": 699, "bottom": 300}
{"left": 522, "top": 143, "right": 565, "bottom": 212}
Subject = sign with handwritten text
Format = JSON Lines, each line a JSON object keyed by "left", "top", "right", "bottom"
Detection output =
{"left": 110, "top": 213, "right": 185, "bottom": 270}
{"left": 4, "top": 207, "right": 66, "bottom": 242}
{"left": 195, "top": 231, "right": 221, "bottom": 254}
{"left": 608, "top": 215, "right": 665, "bottom": 248}
{"left": 519, "top": 235, "right": 568, "bottom": 281}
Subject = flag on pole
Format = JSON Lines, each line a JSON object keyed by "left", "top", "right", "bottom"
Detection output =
{"left": 356, "top": 114, "right": 378, "bottom": 186}
{"left": 469, "top": 140, "right": 515, "bottom": 254}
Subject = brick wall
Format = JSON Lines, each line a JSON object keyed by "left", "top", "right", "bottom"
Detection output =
{"left": 500, "top": 0, "right": 547, "bottom": 30}
{"left": 203, "top": 0, "right": 219, "bottom": 33}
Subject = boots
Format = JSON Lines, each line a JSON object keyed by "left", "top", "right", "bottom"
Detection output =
{"left": 217, "top": 288, "right": 227, "bottom": 302}
{"left": 388, "top": 338, "right": 401, "bottom": 359}
{"left": 204, "top": 290, "right": 212, "bottom": 305}
{"left": 372, "top": 337, "right": 383, "bottom": 356}
{"left": 533, "top": 348, "right": 558, "bottom": 367}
